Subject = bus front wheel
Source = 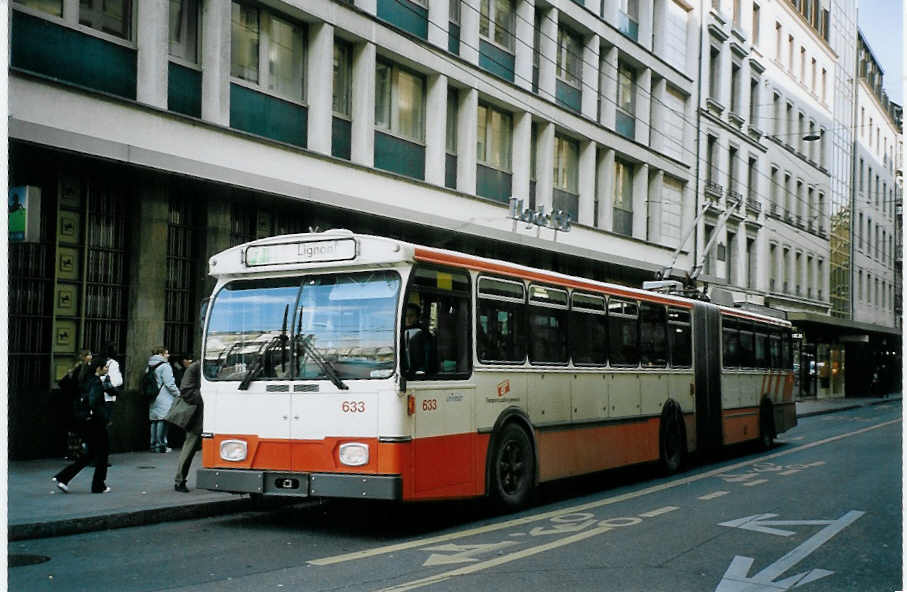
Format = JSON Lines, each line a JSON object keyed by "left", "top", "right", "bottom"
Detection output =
{"left": 489, "top": 423, "right": 535, "bottom": 510}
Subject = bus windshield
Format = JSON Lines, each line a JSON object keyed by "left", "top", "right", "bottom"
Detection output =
{"left": 204, "top": 271, "right": 400, "bottom": 382}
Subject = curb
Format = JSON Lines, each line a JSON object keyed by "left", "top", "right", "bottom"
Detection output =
{"left": 796, "top": 397, "right": 900, "bottom": 419}
{"left": 9, "top": 497, "right": 255, "bottom": 541}
{"left": 9, "top": 496, "right": 313, "bottom": 542}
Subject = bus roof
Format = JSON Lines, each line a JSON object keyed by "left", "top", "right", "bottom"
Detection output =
{"left": 210, "top": 230, "right": 792, "bottom": 329}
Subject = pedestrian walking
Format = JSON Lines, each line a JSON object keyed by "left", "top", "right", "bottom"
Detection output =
{"left": 174, "top": 360, "right": 203, "bottom": 492}
{"left": 57, "top": 349, "right": 92, "bottom": 460}
{"left": 52, "top": 357, "right": 112, "bottom": 494}
{"left": 148, "top": 346, "right": 179, "bottom": 453}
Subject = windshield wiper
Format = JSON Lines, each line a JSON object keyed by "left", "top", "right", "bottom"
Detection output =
{"left": 238, "top": 305, "right": 289, "bottom": 391}
{"left": 298, "top": 333, "right": 349, "bottom": 391}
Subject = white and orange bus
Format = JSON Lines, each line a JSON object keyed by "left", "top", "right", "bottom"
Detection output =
{"left": 196, "top": 230, "right": 796, "bottom": 508}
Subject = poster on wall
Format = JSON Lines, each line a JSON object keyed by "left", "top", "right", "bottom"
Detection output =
{"left": 9, "top": 185, "right": 42, "bottom": 242}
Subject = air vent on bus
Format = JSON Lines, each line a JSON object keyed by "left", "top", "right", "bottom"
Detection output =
{"left": 294, "top": 384, "right": 319, "bottom": 392}
{"left": 266, "top": 385, "right": 290, "bottom": 392}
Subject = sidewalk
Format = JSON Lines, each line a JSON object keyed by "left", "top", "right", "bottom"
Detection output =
{"left": 8, "top": 395, "right": 900, "bottom": 541}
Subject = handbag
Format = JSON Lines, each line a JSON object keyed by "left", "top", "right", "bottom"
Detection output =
{"left": 164, "top": 396, "right": 197, "bottom": 429}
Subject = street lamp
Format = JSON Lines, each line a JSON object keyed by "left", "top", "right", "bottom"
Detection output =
{"left": 803, "top": 129, "right": 825, "bottom": 142}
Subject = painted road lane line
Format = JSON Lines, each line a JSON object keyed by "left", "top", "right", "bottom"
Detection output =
{"left": 638, "top": 506, "right": 679, "bottom": 518}
{"left": 308, "top": 418, "right": 899, "bottom": 567}
{"left": 743, "top": 479, "right": 769, "bottom": 487}
{"left": 699, "top": 491, "right": 730, "bottom": 500}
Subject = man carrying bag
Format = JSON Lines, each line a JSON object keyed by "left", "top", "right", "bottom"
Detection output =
{"left": 169, "top": 361, "right": 203, "bottom": 492}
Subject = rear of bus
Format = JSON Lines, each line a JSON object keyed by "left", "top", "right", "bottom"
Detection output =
{"left": 196, "top": 232, "right": 413, "bottom": 500}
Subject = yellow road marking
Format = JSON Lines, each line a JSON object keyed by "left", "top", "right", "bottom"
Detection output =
{"left": 308, "top": 418, "right": 900, "bottom": 567}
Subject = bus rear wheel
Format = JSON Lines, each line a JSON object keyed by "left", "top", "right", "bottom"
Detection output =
{"left": 659, "top": 401, "right": 686, "bottom": 474}
{"left": 490, "top": 423, "right": 535, "bottom": 510}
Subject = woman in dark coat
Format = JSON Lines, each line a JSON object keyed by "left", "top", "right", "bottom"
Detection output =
{"left": 53, "top": 358, "right": 111, "bottom": 494}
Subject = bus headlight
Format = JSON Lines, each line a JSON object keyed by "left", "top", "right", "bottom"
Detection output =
{"left": 220, "top": 440, "right": 247, "bottom": 462}
{"left": 338, "top": 442, "right": 369, "bottom": 466}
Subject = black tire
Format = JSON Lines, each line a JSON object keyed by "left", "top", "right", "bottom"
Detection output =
{"left": 659, "top": 401, "right": 686, "bottom": 474}
{"left": 759, "top": 401, "right": 775, "bottom": 450}
{"left": 489, "top": 423, "right": 535, "bottom": 510}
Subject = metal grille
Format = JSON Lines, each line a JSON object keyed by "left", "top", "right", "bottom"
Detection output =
{"left": 230, "top": 202, "right": 257, "bottom": 247}
{"left": 8, "top": 238, "right": 54, "bottom": 389}
{"left": 83, "top": 181, "right": 130, "bottom": 360}
{"left": 165, "top": 195, "right": 199, "bottom": 357}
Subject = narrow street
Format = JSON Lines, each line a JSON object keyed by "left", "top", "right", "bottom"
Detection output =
{"left": 10, "top": 402, "right": 901, "bottom": 592}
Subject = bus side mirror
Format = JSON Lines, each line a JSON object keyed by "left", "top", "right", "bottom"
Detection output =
{"left": 199, "top": 298, "right": 210, "bottom": 331}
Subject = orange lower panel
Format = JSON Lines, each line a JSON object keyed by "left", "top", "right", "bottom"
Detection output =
{"left": 722, "top": 408, "right": 759, "bottom": 445}
{"left": 535, "top": 418, "right": 661, "bottom": 482}
{"left": 202, "top": 433, "right": 490, "bottom": 502}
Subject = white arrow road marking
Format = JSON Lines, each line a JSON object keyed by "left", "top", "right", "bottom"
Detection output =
{"left": 421, "top": 542, "right": 518, "bottom": 566}
{"left": 719, "top": 513, "right": 847, "bottom": 537}
{"left": 715, "top": 510, "right": 865, "bottom": 591}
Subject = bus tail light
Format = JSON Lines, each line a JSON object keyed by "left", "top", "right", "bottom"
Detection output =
{"left": 220, "top": 439, "right": 247, "bottom": 462}
{"left": 407, "top": 394, "right": 415, "bottom": 415}
{"left": 339, "top": 443, "right": 369, "bottom": 466}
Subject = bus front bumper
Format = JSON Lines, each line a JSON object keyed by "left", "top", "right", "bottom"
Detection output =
{"left": 196, "top": 468, "right": 402, "bottom": 500}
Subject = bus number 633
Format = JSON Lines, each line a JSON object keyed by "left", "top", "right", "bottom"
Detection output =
{"left": 342, "top": 401, "right": 366, "bottom": 413}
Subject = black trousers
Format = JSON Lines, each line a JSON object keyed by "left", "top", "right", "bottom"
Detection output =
{"left": 55, "top": 417, "right": 109, "bottom": 492}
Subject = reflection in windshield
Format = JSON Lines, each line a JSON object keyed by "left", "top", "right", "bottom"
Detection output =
{"left": 204, "top": 272, "right": 399, "bottom": 382}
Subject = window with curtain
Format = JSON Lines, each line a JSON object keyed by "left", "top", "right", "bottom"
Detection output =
{"left": 230, "top": 3, "right": 305, "bottom": 103}
{"left": 477, "top": 103, "right": 512, "bottom": 171}
{"left": 479, "top": 0, "right": 515, "bottom": 51}
{"left": 553, "top": 135, "right": 578, "bottom": 193}
{"left": 375, "top": 61, "right": 426, "bottom": 143}
{"left": 169, "top": 0, "right": 199, "bottom": 62}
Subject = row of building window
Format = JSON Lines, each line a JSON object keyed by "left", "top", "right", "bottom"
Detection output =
{"left": 856, "top": 272, "right": 897, "bottom": 311}
{"left": 768, "top": 244, "right": 826, "bottom": 301}
{"left": 856, "top": 213, "right": 896, "bottom": 266}
{"left": 857, "top": 158, "right": 897, "bottom": 218}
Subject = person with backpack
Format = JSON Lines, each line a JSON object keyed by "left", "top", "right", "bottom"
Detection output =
{"left": 147, "top": 346, "right": 179, "bottom": 453}
{"left": 52, "top": 357, "right": 112, "bottom": 494}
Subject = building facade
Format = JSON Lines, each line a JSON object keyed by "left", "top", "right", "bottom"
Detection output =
{"left": 8, "top": 0, "right": 702, "bottom": 458}
{"left": 6, "top": 0, "right": 900, "bottom": 459}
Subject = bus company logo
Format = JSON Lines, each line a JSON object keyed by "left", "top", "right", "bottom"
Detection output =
{"left": 497, "top": 380, "right": 510, "bottom": 397}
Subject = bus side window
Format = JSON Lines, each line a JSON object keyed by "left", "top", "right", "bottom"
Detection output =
{"left": 781, "top": 332, "right": 792, "bottom": 370}
{"left": 528, "top": 285, "right": 568, "bottom": 365}
{"left": 754, "top": 329, "right": 769, "bottom": 368}
{"left": 739, "top": 323, "right": 755, "bottom": 368}
{"left": 769, "top": 333, "right": 782, "bottom": 368}
{"left": 608, "top": 298, "right": 639, "bottom": 366}
{"left": 639, "top": 302, "right": 667, "bottom": 367}
{"left": 477, "top": 277, "right": 527, "bottom": 364}
{"left": 667, "top": 307, "right": 691, "bottom": 367}
{"left": 570, "top": 293, "right": 607, "bottom": 365}
{"left": 722, "top": 319, "right": 740, "bottom": 368}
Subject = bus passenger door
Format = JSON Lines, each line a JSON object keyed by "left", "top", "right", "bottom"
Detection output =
{"left": 693, "top": 303, "right": 722, "bottom": 454}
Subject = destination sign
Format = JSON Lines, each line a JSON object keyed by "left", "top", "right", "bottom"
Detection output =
{"left": 245, "top": 238, "right": 357, "bottom": 267}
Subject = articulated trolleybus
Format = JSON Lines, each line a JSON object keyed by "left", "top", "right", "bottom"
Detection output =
{"left": 196, "top": 230, "right": 796, "bottom": 508}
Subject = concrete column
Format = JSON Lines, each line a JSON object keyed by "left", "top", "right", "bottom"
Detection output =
{"left": 126, "top": 173, "right": 170, "bottom": 390}
{"left": 720, "top": 44, "right": 733, "bottom": 110}
{"left": 685, "top": 3, "right": 698, "bottom": 78}
{"left": 536, "top": 122, "right": 555, "bottom": 213}
{"left": 718, "top": 140, "right": 731, "bottom": 201}
{"left": 602, "top": 0, "right": 619, "bottom": 24}
{"left": 351, "top": 42, "right": 376, "bottom": 167}
{"left": 578, "top": 140, "right": 596, "bottom": 226}
{"left": 512, "top": 111, "right": 532, "bottom": 202}
{"left": 638, "top": 0, "right": 654, "bottom": 51}
{"left": 457, "top": 88, "right": 479, "bottom": 194}
{"left": 581, "top": 35, "right": 600, "bottom": 120}
{"left": 632, "top": 163, "right": 649, "bottom": 240}
{"left": 680, "top": 180, "right": 695, "bottom": 253}
{"left": 307, "top": 23, "right": 334, "bottom": 156}
{"left": 460, "top": 0, "right": 480, "bottom": 65}
{"left": 735, "top": 225, "right": 748, "bottom": 288}
{"left": 650, "top": 77, "right": 667, "bottom": 153}
{"left": 515, "top": 0, "right": 535, "bottom": 92}
{"left": 197, "top": 192, "right": 232, "bottom": 348}
{"left": 635, "top": 68, "right": 652, "bottom": 146}
{"left": 600, "top": 46, "right": 618, "bottom": 129}
{"left": 354, "top": 0, "right": 377, "bottom": 15}
{"left": 538, "top": 7, "right": 558, "bottom": 102}
{"left": 425, "top": 74, "right": 449, "bottom": 186}
{"left": 597, "top": 148, "right": 615, "bottom": 230}
{"left": 428, "top": 0, "right": 449, "bottom": 49}
{"left": 647, "top": 169, "right": 664, "bottom": 243}
{"left": 201, "top": 0, "right": 231, "bottom": 126}
{"left": 652, "top": 0, "right": 668, "bottom": 56}
{"left": 136, "top": 0, "right": 168, "bottom": 109}
{"left": 739, "top": 59, "right": 752, "bottom": 126}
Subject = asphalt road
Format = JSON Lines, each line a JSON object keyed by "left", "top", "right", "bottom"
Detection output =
{"left": 9, "top": 401, "right": 902, "bottom": 592}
